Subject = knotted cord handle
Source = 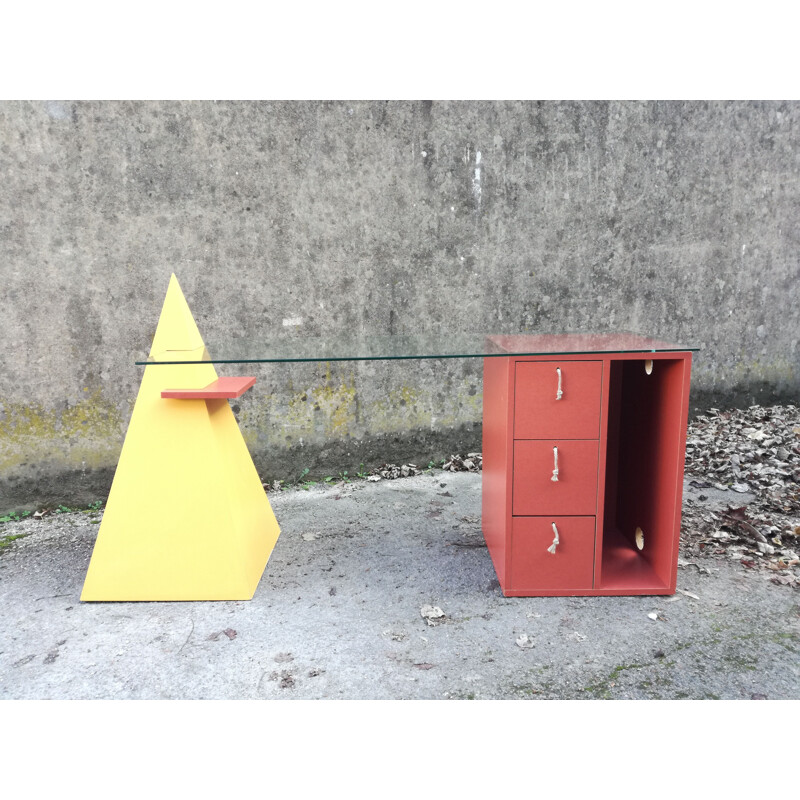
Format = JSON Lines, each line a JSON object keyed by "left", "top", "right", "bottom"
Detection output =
{"left": 547, "top": 522, "right": 560, "bottom": 554}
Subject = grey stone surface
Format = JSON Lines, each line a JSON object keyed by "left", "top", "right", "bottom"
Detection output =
{"left": 0, "top": 472, "right": 798, "bottom": 700}
{"left": 1, "top": 101, "right": 799, "bottom": 509}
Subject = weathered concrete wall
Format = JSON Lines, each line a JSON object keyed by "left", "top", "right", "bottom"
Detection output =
{"left": 1, "top": 100, "right": 798, "bottom": 511}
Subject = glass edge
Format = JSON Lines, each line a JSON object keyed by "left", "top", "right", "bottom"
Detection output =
{"left": 136, "top": 346, "right": 699, "bottom": 365}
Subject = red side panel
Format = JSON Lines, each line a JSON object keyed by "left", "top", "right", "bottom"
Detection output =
{"left": 482, "top": 357, "right": 513, "bottom": 588}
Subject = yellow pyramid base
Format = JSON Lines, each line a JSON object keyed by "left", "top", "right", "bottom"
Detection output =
{"left": 81, "top": 276, "right": 280, "bottom": 601}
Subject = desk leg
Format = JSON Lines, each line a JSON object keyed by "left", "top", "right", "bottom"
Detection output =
{"left": 80, "top": 275, "right": 280, "bottom": 601}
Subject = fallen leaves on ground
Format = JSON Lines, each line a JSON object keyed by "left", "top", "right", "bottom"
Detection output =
{"left": 682, "top": 404, "right": 800, "bottom": 587}
{"left": 207, "top": 628, "right": 237, "bottom": 641}
{"left": 420, "top": 605, "right": 446, "bottom": 626}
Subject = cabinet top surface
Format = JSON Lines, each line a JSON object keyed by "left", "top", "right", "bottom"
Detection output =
{"left": 139, "top": 331, "right": 698, "bottom": 365}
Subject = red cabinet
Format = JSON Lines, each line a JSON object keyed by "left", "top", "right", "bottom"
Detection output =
{"left": 482, "top": 343, "right": 693, "bottom": 596}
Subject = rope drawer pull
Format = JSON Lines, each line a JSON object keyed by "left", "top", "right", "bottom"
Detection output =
{"left": 551, "top": 446, "right": 559, "bottom": 482}
{"left": 547, "top": 522, "right": 560, "bottom": 554}
{"left": 556, "top": 367, "right": 563, "bottom": 400}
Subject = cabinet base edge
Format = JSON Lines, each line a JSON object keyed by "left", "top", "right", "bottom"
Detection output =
{"left": 501, "top": 587, "right": 676, "bottom": 597}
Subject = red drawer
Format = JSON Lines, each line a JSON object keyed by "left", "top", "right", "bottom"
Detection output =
{"left": 513, "top": 439, "right": 599, "bottom": 516}
{"left": 515, "top": 360, "right": 602, "bottom": 439}
{"left": 510, "top": 516, "right": 595, "bottom": 592}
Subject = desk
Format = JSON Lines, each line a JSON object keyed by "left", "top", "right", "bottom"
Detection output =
{"left": 81, "top": 275, "right": 697, "bottom": 601}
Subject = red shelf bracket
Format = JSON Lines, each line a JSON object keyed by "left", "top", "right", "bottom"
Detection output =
{"left": 161, "top": 376, "right": 257, "bottom": 400}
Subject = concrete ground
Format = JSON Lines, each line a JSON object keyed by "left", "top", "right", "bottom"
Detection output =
{"left": 1, "top": 470, "right": 798, "bottom": 700}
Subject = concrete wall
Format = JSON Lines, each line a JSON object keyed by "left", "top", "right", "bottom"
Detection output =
{"left": 1, "top": 100, "right": 798, "bottom": 511}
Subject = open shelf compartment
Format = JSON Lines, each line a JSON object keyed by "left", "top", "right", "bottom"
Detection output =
{"left": 598, "top": 357, "right": 689, "bottom": 593}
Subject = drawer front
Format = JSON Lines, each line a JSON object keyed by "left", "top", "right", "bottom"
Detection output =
{"left": 515, "top": 360, "right": 603, "bottom": 439}
{"left": 510, "top": 516, "right": 595, "bottom": 592}
{"left": 513, "top": 439, "right": 599, "bottom": 516}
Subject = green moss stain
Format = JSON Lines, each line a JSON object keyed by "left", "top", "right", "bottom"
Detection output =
{"left": 370, "top": 385, "right": 428, "bottom": 433}
{"left": 0, "top": 391, "right": 124, "bottom": 471}
{"left": 314, "top": 382, "right": 358, "bottom": 436}
{"left": 0, "top": 532, "right": 30, "bottom": 551}
{"left": 582, "top": 662, "right": 655, "bottom": 698}
{"left": 5, "top": 371, "right": 484, "bottom": 478}
{"left": 369, "top": 383, "right": 482, "bottom": 434}
{"left": 240, "top": 367, "right": 359, "bottom": 446}
{"left": 730, "top": 357, "right": 795, "bottom": 386}
{"left": 242, "top": 375, "right": 483, "bottom": 449}
{"left": 441, "top": 391, "right": 482, "bottom": 426}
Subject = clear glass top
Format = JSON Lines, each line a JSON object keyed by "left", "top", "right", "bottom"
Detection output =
{"left": 138, "top": 331, "right": 698, "bottom": 365}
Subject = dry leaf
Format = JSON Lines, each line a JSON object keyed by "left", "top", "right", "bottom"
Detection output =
{"left": 420, "top": 605, "right": 445, "bottom": 626}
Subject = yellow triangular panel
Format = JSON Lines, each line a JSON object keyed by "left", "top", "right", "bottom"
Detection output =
{"left": 149, "top": 274, "right": 206, "bottom": 357}
{"left": 81, "top": 275, "right": 280, "bottom": 601}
